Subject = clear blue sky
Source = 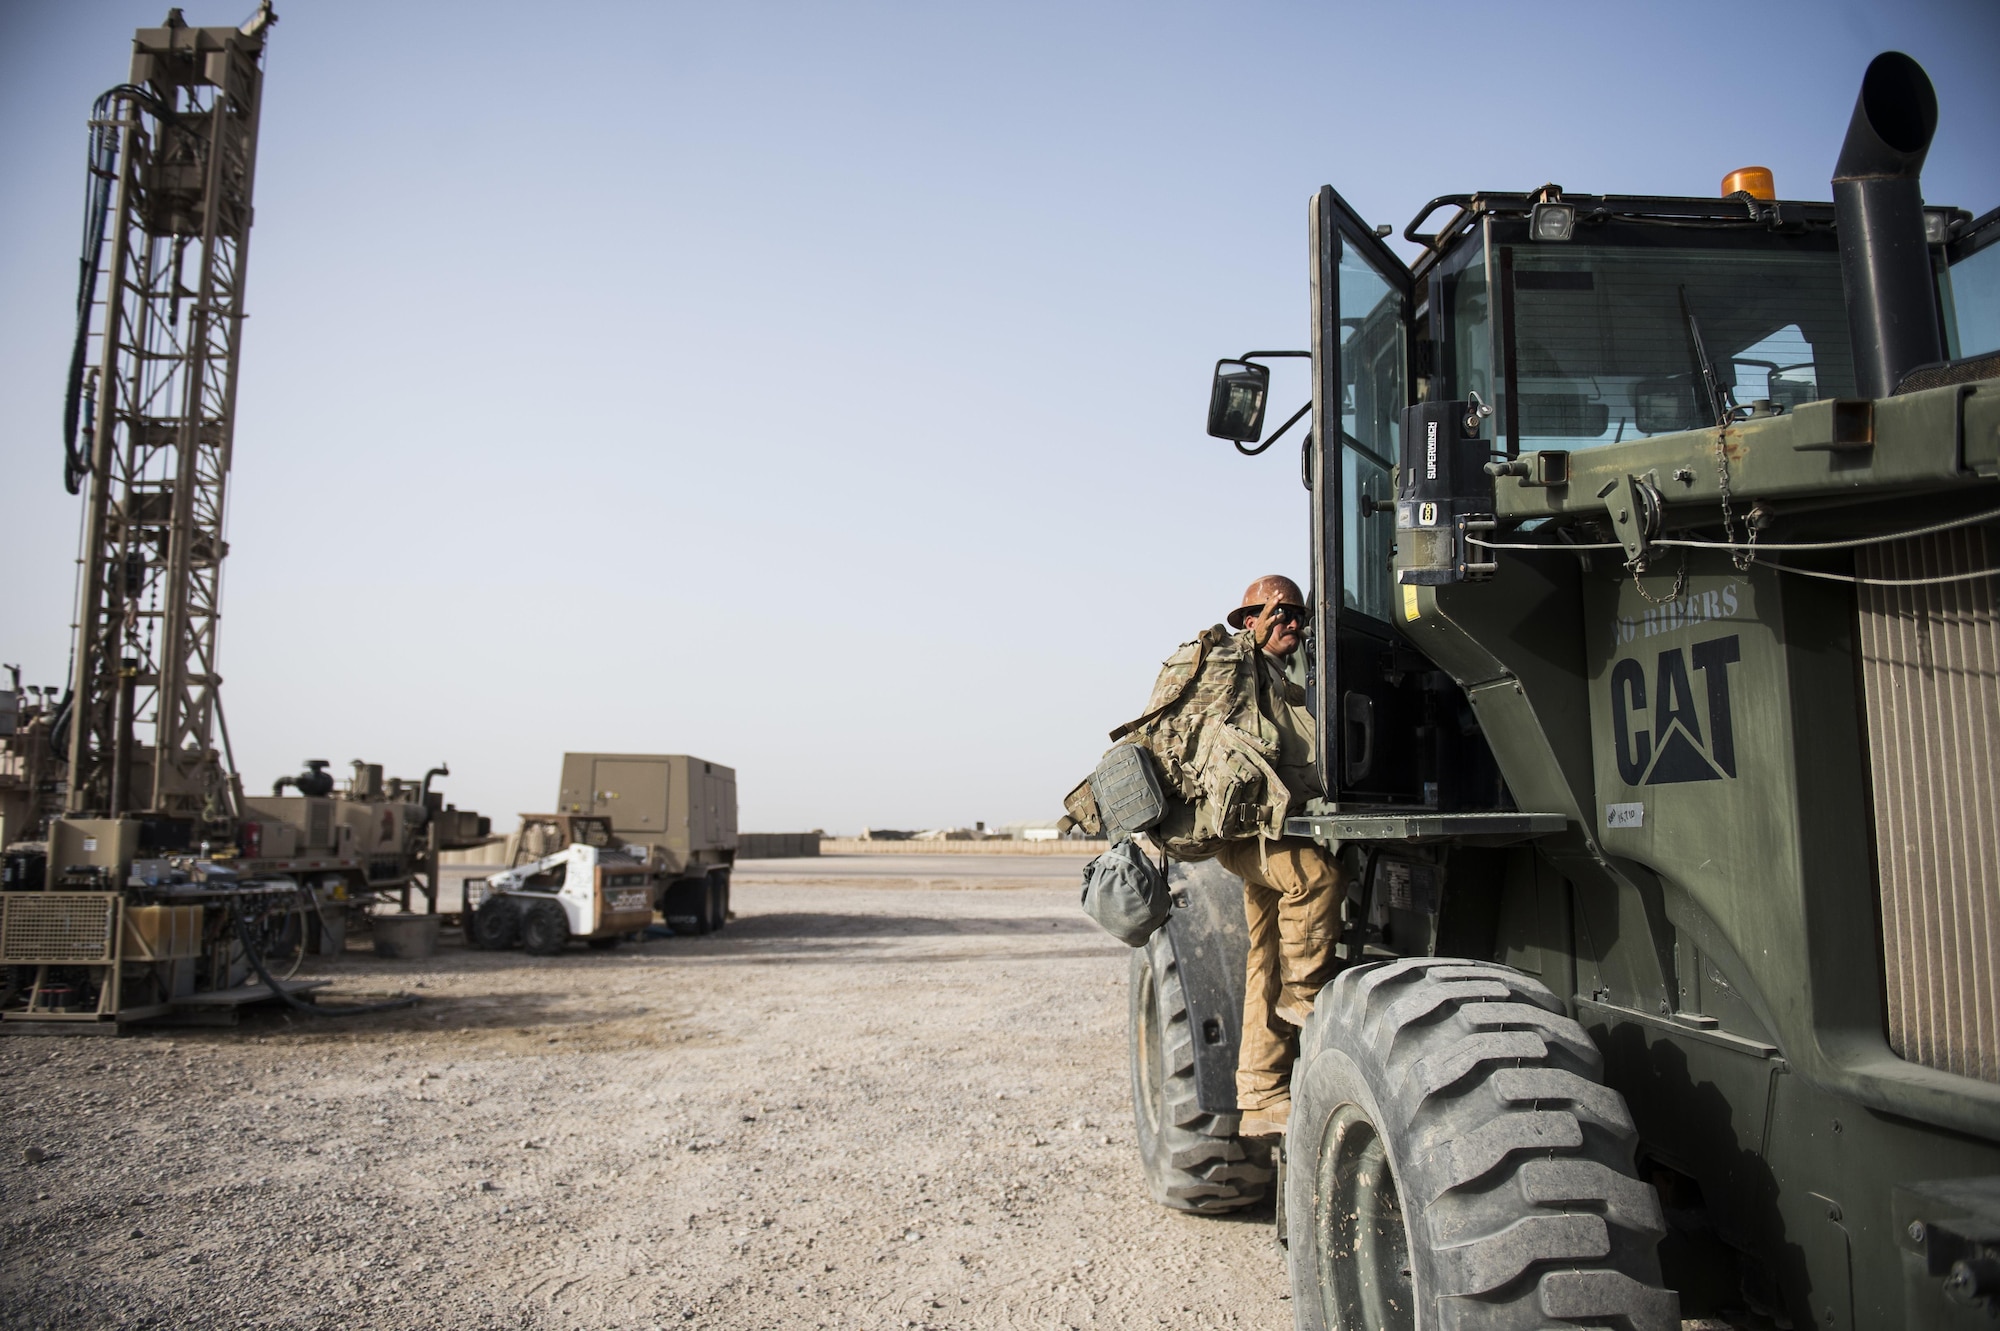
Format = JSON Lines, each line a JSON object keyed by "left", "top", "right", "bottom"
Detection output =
{"left": 3, "top": 0, "right": 1995, "bottom": 833}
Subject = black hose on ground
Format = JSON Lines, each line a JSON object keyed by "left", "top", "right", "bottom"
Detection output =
{"left": 230, "top": 895, "right": 419, "bottom": 1017}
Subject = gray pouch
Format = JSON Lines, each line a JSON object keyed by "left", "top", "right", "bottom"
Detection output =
{"left": 1079, "top": 837, "right": 1171, "bottom": 947}
{"left": 1089, "top": 743, "right": 1166, "bottom": 841}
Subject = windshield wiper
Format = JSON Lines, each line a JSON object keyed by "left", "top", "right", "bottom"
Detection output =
{"left": 1678, "top": 284, "right": 1730, "bottom": 426}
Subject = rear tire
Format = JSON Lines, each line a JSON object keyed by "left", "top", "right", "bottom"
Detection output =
{"left": 1285, "top": 957, "right": 1677, "bottom": 1331}
{"left": 520, "top": 900, "right": 571, "bottom": 956}
{"left": 1130, "top": 932, "right": 1273, "bottom": 1213}
{"left": 472, "top": 898, "right": 520, "bottom": 950}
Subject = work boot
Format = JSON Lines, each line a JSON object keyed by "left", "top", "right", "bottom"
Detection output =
{"left": 1237, "top": 1100, "right": 1290, "bottom": 1139}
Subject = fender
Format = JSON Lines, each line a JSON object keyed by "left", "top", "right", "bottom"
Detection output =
{"left": 1161, "top": 856, "right": 1252, "bottom": 1114}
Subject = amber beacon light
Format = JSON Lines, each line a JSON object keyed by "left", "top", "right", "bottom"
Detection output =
{"left": 1721, "top": 165, "right": 1777, "bottom": 199}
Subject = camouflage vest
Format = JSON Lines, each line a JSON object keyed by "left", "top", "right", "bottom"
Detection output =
{"left": 1063, "top": 626, "right": 1292, "bottom": 861}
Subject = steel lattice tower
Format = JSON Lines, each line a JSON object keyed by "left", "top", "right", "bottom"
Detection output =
{"left": 66, "top": 9, "right": 273, "bottom": 829}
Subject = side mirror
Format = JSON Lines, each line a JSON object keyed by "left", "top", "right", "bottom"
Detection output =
{"left": 1632, "top": 377, "right": 1703, "bottom": 436}
{"left": 1206, "top": 360, "right": 1270, "bottom": 442}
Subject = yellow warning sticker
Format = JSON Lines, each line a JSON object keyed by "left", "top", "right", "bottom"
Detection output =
{"left": 1402, "top": 584, "right": 1420, "bottom": 622}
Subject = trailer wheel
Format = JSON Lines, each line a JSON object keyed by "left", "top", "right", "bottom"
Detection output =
{"left": 661, "top": 878, "right": 711, "bottom": 935}
{"left": 1285, "top": 958, "right": 1677, "bottom": 1331}
{"left": 1130, "top": 932, "right": 1273, "bottom": 1213}
{"left": 705, "top": 871, "right": 728, "bottom": 933}
{"left": 520, "top": 901, "right": 571, "bottom": 956}
{"left": 708, "top": 868, "right": 731, "bottom": 932}
{"left": 471, "top": 898, "right": 520, "bottom": 950}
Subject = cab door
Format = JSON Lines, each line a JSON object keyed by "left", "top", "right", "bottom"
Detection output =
{"left": 1308, "top": 186, "right": 1427, "bottom": 807}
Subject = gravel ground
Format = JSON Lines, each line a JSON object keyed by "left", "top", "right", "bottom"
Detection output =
{"left": 0, "top": 856, "right": 1286, "bottom": 1330}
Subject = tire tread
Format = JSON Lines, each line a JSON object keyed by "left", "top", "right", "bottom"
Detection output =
{"left": 1288, "top": 957, "right": 1677, "bottom": 1331}
{"left": 1131, "top": 939, "right": 1272, "bottom": 1214}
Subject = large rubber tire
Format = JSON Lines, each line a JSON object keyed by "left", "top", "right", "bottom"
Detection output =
{"left": 520, "top": 900, "right": 571, "bottom": 956}
{"left": 472, "top": 897, "right": 520, "bottom": 950}
{"left": 1130, "top": 932, "right": 1274, "bottom": 1213}
{"left": 661, "top": 878, "right": 711, "bottom": 935}
{"left": 1285, "top": 957, "right": 1677, "bottom": 1331}
{"left": 708, "top": 869, "right": 731, "bottom": 932}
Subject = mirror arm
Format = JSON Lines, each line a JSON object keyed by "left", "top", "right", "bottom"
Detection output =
{"left": 1237, "top": 400, "right": 1311, "bottom": 456}
{"left": 1239, "top": 349, "right": 1311, "bottom": 362}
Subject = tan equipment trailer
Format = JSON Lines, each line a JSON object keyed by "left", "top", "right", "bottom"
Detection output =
{"left": 556, "top": 753, "right": 736, "bottom": 934}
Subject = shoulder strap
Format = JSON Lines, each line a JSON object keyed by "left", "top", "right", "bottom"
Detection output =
{"left": 1108, "top": 627, "right": 1224, "bottom": 742}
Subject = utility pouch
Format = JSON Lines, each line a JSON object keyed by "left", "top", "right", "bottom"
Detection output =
{"left": 1079, "top": 837, "right": 1172, "bottom": 947}
{"left": 1089, "top": 743, "right": 1166, "bottom": 841}
{"left": 1060, "top": 777, "right": 1102, "bottom": 837}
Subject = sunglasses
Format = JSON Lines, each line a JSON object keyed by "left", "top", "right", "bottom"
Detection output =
{"left": 1256, "top": 604, "right": 1306, "bottom": 624}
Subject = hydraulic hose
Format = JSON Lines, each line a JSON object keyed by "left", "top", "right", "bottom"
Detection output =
{"left": 64, "top": 85, "right": 165, "bottom": 494}
{"left": 230, "top": 894, "right": 418, "bottom": 1017}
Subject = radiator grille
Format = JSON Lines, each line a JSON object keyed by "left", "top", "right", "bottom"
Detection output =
{"left": 0, "top": 893, "right": 119, "bottom": 964}
{"left": 1857, "top": 521, "right": 2000, "bottom": 1083}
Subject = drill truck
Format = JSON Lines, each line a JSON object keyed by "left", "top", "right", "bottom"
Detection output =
{"left": 1127, "top": 52, "right": 2000, "bottom": 1329}
{"left": 0, "top": 9, "right": 487, "bottom": 1028}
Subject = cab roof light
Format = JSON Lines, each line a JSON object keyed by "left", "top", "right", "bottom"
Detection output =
{"left": 1722, "top": 166, "right": 1777, "bottom": 201}
{"left": 1529, "top": 202, "right": 1575, "bottom": 241}
{"left": 1529, "top": 183, "right": 1575, "bottom": 242}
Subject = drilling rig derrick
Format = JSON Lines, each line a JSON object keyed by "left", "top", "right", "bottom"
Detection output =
{"left": 64, "top": 5, "right": 275, "bottom": 840}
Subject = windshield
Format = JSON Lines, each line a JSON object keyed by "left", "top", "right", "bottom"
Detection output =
{"left": 1505, "top": 245, "right": 1856, "bottom": 450}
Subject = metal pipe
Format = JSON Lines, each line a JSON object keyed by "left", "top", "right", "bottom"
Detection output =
{"left": 1832, "top": 51, "right": 1943, "bottom": 400}
{"left": 110, "top": 658, "right": 137, "bottom": 816}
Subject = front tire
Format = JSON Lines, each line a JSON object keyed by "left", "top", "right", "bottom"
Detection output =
{"left": 520, "top": 900, "right": 571, "bottom": 956}
{"left": 1285, "top": 957, "right": 1677, "bottom": 1331}
{"left": 1130, "top": 932, "right": 1273, "bottom": 1213}
{"left": 472, "top": 898, "right": 520, "bottom": 950}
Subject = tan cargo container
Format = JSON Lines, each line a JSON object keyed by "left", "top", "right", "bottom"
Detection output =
{"left": 555, "top": 753, "right": 736, "bottom": 878}
{"left": 554, "top": 753, "right": 737, "bottom": 936}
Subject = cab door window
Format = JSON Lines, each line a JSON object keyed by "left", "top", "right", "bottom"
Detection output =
{"left": 1943, "top": 209, "right": 2000, "bottom": 358}
{"left": 1339, "top": 248, "right": 1404, "bottom": 626}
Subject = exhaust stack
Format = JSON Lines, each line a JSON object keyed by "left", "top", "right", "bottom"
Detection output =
{"left": 1833, "top": 52, "right": 1944, "bottom": 399}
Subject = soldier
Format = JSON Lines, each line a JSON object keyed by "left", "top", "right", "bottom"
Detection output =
{"left": 1222, "top": 574, "right": 1344, "bottom": 1139}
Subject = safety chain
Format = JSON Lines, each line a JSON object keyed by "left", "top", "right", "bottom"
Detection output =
{"left": 1628, "top": 547, "right": 1688, "bottom": 605}
{"left": 1714, "top": 427, "right": 1757, "bottom": 571}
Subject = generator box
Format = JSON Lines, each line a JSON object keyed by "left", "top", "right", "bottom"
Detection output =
{"left": 556, "top": 753, "right": 736, "bottom": 875}
{"left": 48, "top": 818, "right": 141, "bottom": 881}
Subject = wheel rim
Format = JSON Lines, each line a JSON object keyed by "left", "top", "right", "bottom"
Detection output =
{"left": 1135, "top": 954, "right": 1165, "bottom": 1139}
{"left": 1315, "top": 1103, "right": 1413, "bottom": 1331}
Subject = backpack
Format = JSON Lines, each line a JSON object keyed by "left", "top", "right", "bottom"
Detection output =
{"left": 1078, "top": 836, "right": 1172, "bottom": 946}
{"left": 1062, "top": 625, "right": 1292, "bottom": 862}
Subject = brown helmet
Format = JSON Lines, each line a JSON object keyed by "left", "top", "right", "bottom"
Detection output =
{"left": 1226, "top": 574, "right": 1306, "bottom": 630}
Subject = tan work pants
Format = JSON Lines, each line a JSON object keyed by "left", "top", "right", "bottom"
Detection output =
{"left": 1218, "top": 837, "right": 1342, "bottom": 1111}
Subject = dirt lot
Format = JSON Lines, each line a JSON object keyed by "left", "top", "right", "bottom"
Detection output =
{"left": 0, "top": 855, "right": 1287, "bottom": 1330}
